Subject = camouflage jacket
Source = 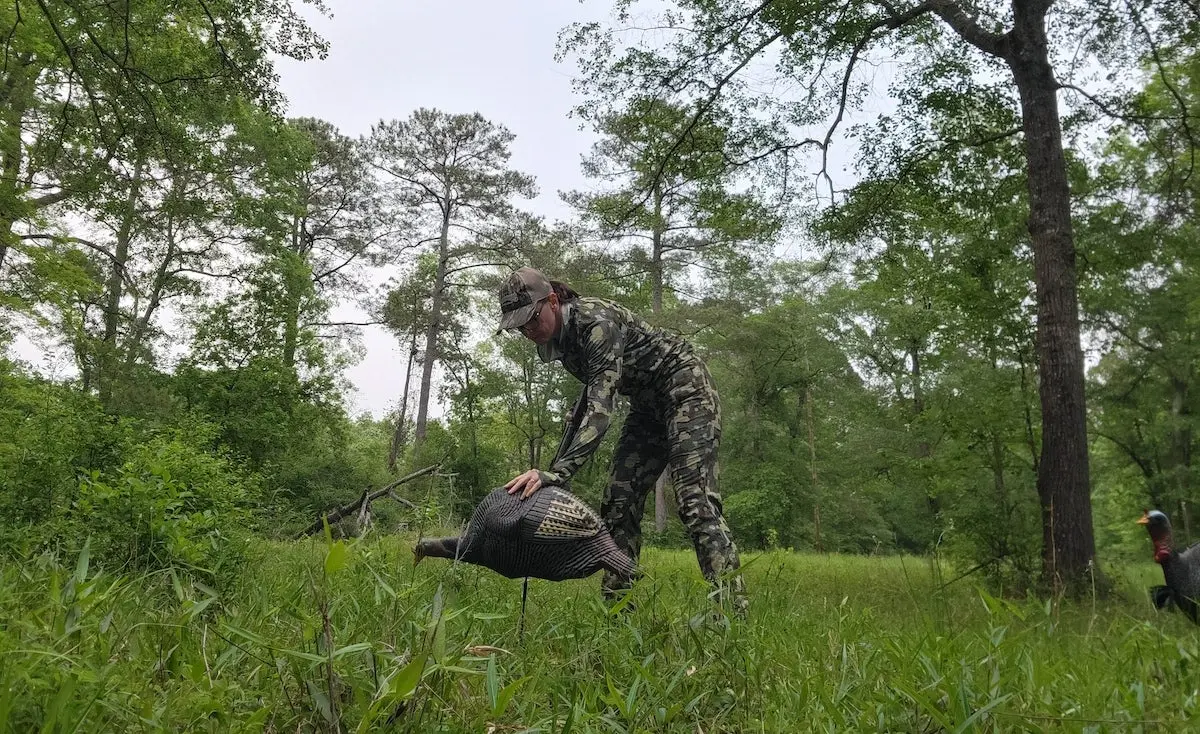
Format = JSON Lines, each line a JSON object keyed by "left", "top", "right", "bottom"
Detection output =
{"left": 537, "top": 296, "right": 703, "bottom": 485}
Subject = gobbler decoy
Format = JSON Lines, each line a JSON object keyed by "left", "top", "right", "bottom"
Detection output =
{"left": 413, "top": 484, "right": 636, "bottom": 582}
{"left": 1138, "top": 508, "right": 1200, "bottom": 624}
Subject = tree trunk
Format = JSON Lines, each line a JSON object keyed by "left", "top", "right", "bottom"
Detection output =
{"left": 653, "top": 473, "right": 670, "bottom": 532}
{"left": 282, "top": 214, "right": 310, "bottom": 370}
{"left": 0, "top": 167, "right": 17, "bottom": 275}
{"left": 125, "top": 237, "right": 176, "bottom": 370}
{"left": 651, "top": 187, "right": 670, "bottom": 531}
{"left": 650, "top": 187, "right": 665, "bottom": 314}
{"left": 909, "top": 338, "right": 939, "bottom": 522}
{"left": 1018, "top": 346, "right": 1041, "bottom": 474}
{"left": 125, "top": 175, "right": 185, "bottom": 370}
{"left": 281, "top": 291, "right": 302, "bottom": 369}
{"left": 805, "top": 386, "right": 823, "bottom": 552}
{"left": 909, "top": 339, "right": 928, "bottom": 455}
{"left": 0, "top": 65, "right": 31, "bottom": 275}
{"left": 387, "top": 329, "right": 418, "bottom": 472}
{"left": 1170, "top": 377, "right": 1193, "bottom": 540}
{"left": 98, "top": 161, "right": 144, "bottom": 408}
{"left": 413, "top": 211, "right": 452, "bottom": 449}
{"left": 1007, "top": 8, "right": 1100, "bottom": 593}
{"left": 466, "top": 363, "right": 479, "bottom": 460}
{"left": 522, "top": 360, "right": 543, "bottom": 468}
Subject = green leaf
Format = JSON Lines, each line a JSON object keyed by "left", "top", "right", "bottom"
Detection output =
{"left": 325, "top": 540, "right": 349, "bottom": 576}
{"left": 472, "top": 612, "right": 508, "bottom": 621}
{"left": 486, "top": 654, "right": 499, "bottom": 708}
{"left": 332, "top": 642, "right": 372, "bottom": 659}
{"left": 393, "top": 655, "right": 427, "bottom": 700}
{"left": 559, "top": 700, "right": 577, "bottom": 734}
{"left": 72, "top": 538, "right": 91, "bottom": 586}
{"left": 40, "top": 674, "right": 76, "bottom": 734}
{"left": 365, "top": 564, "right": 397, "bottom": 599}
{"left": 169, "top": 568, "right": 185, "bottom": 603}
{"left": 306, "top": 680, "right": 336, "bottom": 724}
{"left": 185, "top": 596, "right": 216, "bottom": 620}
{"left": 493, "top": 675, "right": 529, "bottom": 719}
{"left": 952, "top": 694, "right": 1011, "bottom": 734}
{"left": 893, "top": 682, "right": 954, "bottom": 732}
{"left": 427, "top": 584, "right": 447, "bottom": 661}
{"left": 624, "top": 675, "right": 641, "bottom": 718}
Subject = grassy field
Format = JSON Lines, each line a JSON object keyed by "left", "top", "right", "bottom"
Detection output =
{"left": 0, "top": 535, "right": 1196, "bottom": 733}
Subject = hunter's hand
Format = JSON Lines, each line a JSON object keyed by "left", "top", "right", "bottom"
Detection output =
{"left": 505, "top": 469, "right": 543, "bottom": 500}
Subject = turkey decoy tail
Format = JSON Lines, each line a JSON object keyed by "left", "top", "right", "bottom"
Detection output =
{"left": 1150, "top": 585, "right": 1175, "bottom": 610}
{"left": 603, "top": 549, "right": 638, "bottom": 581}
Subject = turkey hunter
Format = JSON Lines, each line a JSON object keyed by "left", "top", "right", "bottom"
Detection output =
{"left": 497, "top": 267, "right": 747, "bottom": 615}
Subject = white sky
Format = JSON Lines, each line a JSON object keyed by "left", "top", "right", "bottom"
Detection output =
{"left": 8, "top": 0, "right": 873, "bottom": 421}
{"left": 8, "top": 1, "right": 612, "bottom": 420}
{"left": 272, "top": 0, "right": 614, "bottom": 420}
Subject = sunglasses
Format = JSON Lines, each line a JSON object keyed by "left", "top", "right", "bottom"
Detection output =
{"left": 513, "top": 299, "right": 547, "bottom": 334}
{"left": 520, "top": 298, "right": 549, "bottom": 333}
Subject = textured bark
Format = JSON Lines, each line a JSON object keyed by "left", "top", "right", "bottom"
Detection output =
{"left": 0, "top": 64, "right": 31, "bottom": 275}
{"left": 1006, "top": 1, "right": 1099, "bottom": 591}
{"left": 98, "top": 162, "right": 144, "bottom": 408}
{"left": 413, "top": 209, "right": 452, "bottom": 449}
{"left": 387, "top": 329, "right": 419, "bottom": 472}
{"left": 651, "top": 186, "right": 670, "bottom": 531}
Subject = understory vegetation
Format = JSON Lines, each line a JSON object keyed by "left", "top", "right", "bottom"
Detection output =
{"left": 0, "top": 539, "right": 1191, "bottom": 732}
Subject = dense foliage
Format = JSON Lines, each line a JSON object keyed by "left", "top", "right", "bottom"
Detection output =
{"left": 2, "top": 0, "right": 1198, "bottom": 601}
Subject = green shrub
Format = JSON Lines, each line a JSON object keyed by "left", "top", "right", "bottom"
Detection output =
{"left": 0, "top": 366, "right": 129, "bottom": 542}
{"left": 56, "top": 421, "right": 256, "bottom": 584}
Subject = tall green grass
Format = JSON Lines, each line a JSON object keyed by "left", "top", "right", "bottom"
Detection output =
{"left": 0, "top": 535, "right": 1195, "bottom": 732}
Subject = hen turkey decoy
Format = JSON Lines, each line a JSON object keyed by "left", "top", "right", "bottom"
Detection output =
{"left": 1138, "top": 509, "right": 1200, "bottom": 624}
{"left": 413, "top": 485, "right": 636, "bottom": 582}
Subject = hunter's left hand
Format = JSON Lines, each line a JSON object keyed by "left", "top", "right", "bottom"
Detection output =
{"left": 504, "top": 469, "right": 543, "bottom": 500}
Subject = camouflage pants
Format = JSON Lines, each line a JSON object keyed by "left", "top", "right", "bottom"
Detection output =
{"left": 601, "top": 361, "right": 747, "bottom": 613}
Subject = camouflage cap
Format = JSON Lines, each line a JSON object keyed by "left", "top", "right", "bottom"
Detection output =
{"left": 497, "top": 267, "right": 553, "bottom": 333}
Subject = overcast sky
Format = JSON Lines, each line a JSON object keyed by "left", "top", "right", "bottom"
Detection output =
{"left": 9, "top": 0, "right": 868, "bottom": 421}
{"left": 273, "top": 0, "right": 617, "bottom": 420}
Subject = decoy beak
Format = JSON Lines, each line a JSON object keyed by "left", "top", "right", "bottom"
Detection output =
{"left": 1136, "top": 509, "right": 1150, "bottom": 525}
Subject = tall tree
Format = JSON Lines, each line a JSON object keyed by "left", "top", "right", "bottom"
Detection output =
{"left": 1081, "top": 51, "right": 1200, "bottom": 536}
{"left": 30, "top": 106, "right": 310, "bottom": 410}
{"left": 566, "top": 97, "right": 778, "bottom": 312}
{"left": 379, "top": 254, "right": 470, "bottom": 472}
{"left": 366, "top": 109, "right": 537, "bottom": 450}
{"left": 559, "top": 0, "right": 1200, "bottom": 592}
{"left": 566, "top": 97, "right": 780, "bottom": 530}
{"left": 268, "top": 118, "right": 390, "bottom": 371}
{"left": 0, "top": 0, "right": 328, "bottom": 280}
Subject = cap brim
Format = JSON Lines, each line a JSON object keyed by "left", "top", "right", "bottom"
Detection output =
{"left": 496, "top": 303, "right": 536, "bottom": 334}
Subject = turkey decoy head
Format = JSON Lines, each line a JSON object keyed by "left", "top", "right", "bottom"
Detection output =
{"left": 413, "top": 536, "right": 463, "bottom": 567}
{"left": 1138, "top": 509, "right": 1174, "bottom": 563}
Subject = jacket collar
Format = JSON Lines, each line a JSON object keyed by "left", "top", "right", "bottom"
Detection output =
{"left": 537, "top": 301, "right": 574, "bottom": 363}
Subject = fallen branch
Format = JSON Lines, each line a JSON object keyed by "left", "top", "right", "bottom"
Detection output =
{"left": 297, "top": 463, "right": 440, "bottom": 538}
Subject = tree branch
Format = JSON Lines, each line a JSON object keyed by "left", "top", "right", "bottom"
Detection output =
{"left": 302, "top": 319, "right": 388, "bottom": 328}
{"left": 20, "top": 232, "right": 113, "bottom": 259}
{"left": 621, "top": 26, "right": 786, "bottom": 224}
{"left": 296, "top": 463, "right": 440, "bottom": 538}
{"left": 1092, "top": 428, "right": 1155, "bottom": 479}
{"left": 927, "top": 0, "right": 1010, "bottom": 59}
{"left": 28, "top": 190, "right": 72, "bottom": 209}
